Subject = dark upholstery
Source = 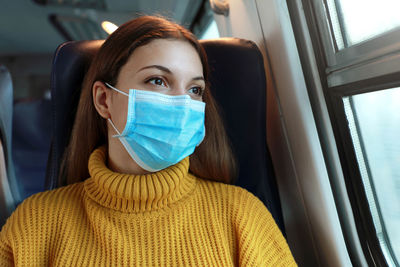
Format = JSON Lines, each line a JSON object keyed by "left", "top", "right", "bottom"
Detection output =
{"left": 0, "top": 65, "right": 20, "bottom": 225}
{"left": 12, "top": 97, "right": 52, "bottom": 199}
{"left": 203, "top": 39, "right": 284, "bottom": 233}
{"left": 45, "top": 40, "right": 103, "bottom": 190}
{"left": 0, "top": 66, "right": 14, "bottom": 185}
{"left": 45, "top": 38, "right": 285, "bottom": 233}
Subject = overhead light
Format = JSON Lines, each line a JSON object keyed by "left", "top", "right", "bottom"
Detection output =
{"left": 101, "top": 21, "right": 118, "bottom": 35}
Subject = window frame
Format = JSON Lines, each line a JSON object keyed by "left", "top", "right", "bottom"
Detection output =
{"left": 312, "top": 0, "right": 400, "bottom": 87}
{"left": 287, "top": 0, "right": 400, "bottom": 266}
{"left": 328, "top": 75, "right": 400, "bottom": 267}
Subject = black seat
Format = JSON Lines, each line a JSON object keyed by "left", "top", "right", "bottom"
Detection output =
{"left": 45, "top": 38, "right": 285, "bottom": 234}
{"left": 0, "top": 65, "right": 21, "bottom": 226}
{"left": 12, "top": 96, "right": 52, "bottom": 199}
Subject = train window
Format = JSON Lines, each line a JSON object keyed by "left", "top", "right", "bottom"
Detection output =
{"left": 200, "top": 20, "right": 219, "bottom": 39}
{"left": 343, "top": 87, "right": 400, "bottom": 265}
{"left": 191, "top": 0, "right": 218, "bottom": 40}
{"left": 288, "top": 0, "right": 400, "bottom": 266}
{"left": 326, "top": 0, "right": 400, "bottom": 50}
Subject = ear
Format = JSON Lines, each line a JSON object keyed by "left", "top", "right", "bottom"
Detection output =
{"left": 92, "top": 81, "right": 112, "bottom": 119}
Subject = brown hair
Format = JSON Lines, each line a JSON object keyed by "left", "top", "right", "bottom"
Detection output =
{"left": 61, "top": 16, "right": 237, "bottom": 185}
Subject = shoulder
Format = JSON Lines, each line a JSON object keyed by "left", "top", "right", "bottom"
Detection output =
{"left": 195, "top": 176, "right": 265, "bottom": 204}
{"left": 1, "top": 182, "right": 85, "bottom": 238}
{"left": 194, "top": 177, "right": 296, "bottom": 265}
{"left": 195, "top": 179, "right": 296, "bottom": 266}
{"left": 18, "top": 182, "right": 84, "bottom": 213}
{"left": 195, "top": 177, "right": 285, "bottom": 243}
{"left": 195, "top": 176, "right": 273, "bottom": 219}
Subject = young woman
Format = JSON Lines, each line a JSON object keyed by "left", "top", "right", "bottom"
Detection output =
{"left": 0, "top": 16, "right": 296, "bottom": 266}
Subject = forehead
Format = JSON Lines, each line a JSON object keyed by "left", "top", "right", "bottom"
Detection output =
{"left": 122, "top": 39, "right": 203, "bottom": 74}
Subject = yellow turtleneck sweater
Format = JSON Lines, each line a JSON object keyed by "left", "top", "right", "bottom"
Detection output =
{"left": 0, "top": 147, "right": 296, "bottom": 266}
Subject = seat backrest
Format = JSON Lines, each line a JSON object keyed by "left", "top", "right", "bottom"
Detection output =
{"left": 0, "top": 65, "right": 20, "bottom": 225}
{"left": 12, "top": 96, "right": 52, "bottom": 199}
{"left": 45, "top": 39, "right": 285, "bottom": 233}
{"left": 45, "top": 40, "right": 103, "bottom": 190}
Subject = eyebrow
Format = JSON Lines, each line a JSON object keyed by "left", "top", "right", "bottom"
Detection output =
{"left": 137, "top": 65, "right": 205, "bottom": 82}
{"left": 192, "top": 76, "right": 205, "bottom": 82}
{"left": 137, "top": 65, "right": 172, "bottom": 74}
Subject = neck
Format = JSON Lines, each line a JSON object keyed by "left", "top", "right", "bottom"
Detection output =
{"left": 107, "top": 138, "right": 150, "bottom": 175}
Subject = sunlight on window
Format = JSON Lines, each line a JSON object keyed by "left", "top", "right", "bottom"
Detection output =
{"left": 327, "top": 0, "right": 400, "bottom": 48}
{"left": 200, "top": 21, "right": 220, "bottom": 40}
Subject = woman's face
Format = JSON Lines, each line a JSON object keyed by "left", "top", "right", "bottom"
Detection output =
{"left": 110, "top": 39, "right": 205, "bottom": 133}
{"left": 93, "top": 38, "right": 205, "bottom": 174}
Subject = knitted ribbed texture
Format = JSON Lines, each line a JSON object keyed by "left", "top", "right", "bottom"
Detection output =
{"left": 0, "top": 147, "right": 296, "bottom": 266}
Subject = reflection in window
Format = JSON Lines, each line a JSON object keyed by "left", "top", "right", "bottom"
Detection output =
{"left": 326, "top": 0, "right": 400, "bottom": 49}
{"left": 343, "top": 88, "right": 400, "bottom": 266}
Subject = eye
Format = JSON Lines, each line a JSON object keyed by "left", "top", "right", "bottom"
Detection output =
{"left": 188, "top": 86, "right": 204, "bottom": 96}
{"left": 146, "top": 77, "right": 167, "bottom": 87}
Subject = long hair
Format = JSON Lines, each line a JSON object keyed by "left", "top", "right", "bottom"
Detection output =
{"left": 61, "top": 16, "right": 237, "bottom": 185}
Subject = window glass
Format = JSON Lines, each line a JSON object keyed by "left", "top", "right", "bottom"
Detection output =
{"left": 326, "top": 0, "right": 400, "bottom": 49}
{"left": 343, "top": 88, "right": 400, "bottom": 266}
{"left": 200, "top": 20, "right": 220, "bottom": 40}
{"left": 326, "top": 0, "right": 345, "bottom": 50}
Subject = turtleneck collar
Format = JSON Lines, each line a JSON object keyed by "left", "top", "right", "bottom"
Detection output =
{"left": 84, "top": 146, "right": 197, "bottom": 213}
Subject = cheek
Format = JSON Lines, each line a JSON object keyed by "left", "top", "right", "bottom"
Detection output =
{"left": 111, "top": 95, "right": 129, "bottom": 131}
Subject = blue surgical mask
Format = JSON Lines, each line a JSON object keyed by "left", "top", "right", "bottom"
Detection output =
{"left": 105, "top": 83, "right": 206, "bottom": 172}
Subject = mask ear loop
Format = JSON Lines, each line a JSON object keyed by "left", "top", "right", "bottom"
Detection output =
{"left": 105, "top": 82, "right": 129, "bottom": 97}
{"left": 104, "top": 82, "right": 128, "bottom": 138}
{"left": 107, "top": 118, "right": 122, "bottom": 138}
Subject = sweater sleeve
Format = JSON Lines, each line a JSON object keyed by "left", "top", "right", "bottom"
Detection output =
{"left": 235, "top": 189, "right": 297, "bottom": 267}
